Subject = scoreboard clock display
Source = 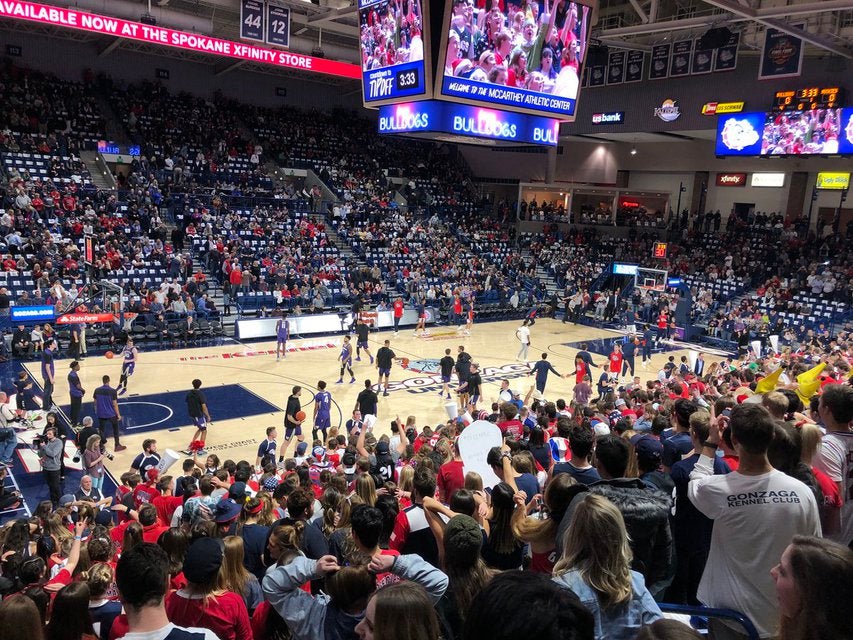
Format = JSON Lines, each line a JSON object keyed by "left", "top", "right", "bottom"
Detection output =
{"left": 772, "top": 87, "right": 845, "bottom": 112}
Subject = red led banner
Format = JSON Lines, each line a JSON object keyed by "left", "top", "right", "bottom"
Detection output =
{"left": 0, "top": 1, "right": 360, "bottom": 80}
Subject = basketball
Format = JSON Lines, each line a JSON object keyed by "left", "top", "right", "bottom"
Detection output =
{"left": 295, "top": 410, "right": 306, "bottom": 422}
{"left": 401, "top": 358, "right": 410, "bottom": 367}
{"left": 105, "top": 351, "right": 114, "bottom": 359}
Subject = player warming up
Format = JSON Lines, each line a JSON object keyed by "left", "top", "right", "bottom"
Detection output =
{"left": 117, "top": 338, "right": 138, "bottom": 396}
{"left": 337, "top": 336, "right": 356, "bottom": 384}
{"left": 354, "top": 318, "right": 374, "bottom": 364}
{"left": 313, "top": 380, "right": 332, "bottom": 442}
{"left": 282, "top": 386, "right": 305, "bottom": 459}
{"left": 275, "top": 314, "right": 290, "bottom": 360}
{"left": 375, "top": 339, "right": 398, "bottom": 397}
{"left": 413, "top": 298, "right": 429, "bottom": 336}
{"left": 184, "top": 378, "right": 212, "bottom": 455}
{"left": 439, "top": 348, "right": 455, "bottom": 400}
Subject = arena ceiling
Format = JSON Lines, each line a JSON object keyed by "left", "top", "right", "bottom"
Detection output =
{"left": 15, "top": 0, "right": 853, "bottom": 65}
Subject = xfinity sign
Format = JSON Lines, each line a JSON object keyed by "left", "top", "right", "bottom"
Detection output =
{"left": 591, "top": 111, "right": 625, "bottom": 125}
{"left": 716, "top": 173, "right": 747, "bottom": 187}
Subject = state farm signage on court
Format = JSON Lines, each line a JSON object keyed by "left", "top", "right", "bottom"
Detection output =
{"left": 716, "top": 173, "right": 747, "bottom": 186}
{"left": 0, "top": 1, "right": 360, "bottom": 79}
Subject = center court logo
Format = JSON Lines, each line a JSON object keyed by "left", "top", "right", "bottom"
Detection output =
{"left": 400, "top": 358, "right": 442, "bottom": 374}
{"left": 387, "top": 362, "right": 530, "bottom": 394}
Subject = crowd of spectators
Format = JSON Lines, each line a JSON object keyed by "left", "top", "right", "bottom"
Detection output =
{"left": 0, "top": 331, "right": 851, "bottom": 640}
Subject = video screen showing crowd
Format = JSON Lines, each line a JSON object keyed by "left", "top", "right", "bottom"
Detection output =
{"left": 762, "top": 108, "right": 842, "bottom": 155}
{"left": 360, "top": 0, "right": 426, "bottom": 70}
{"left": 443, "top": 0, "right": 590, "bottom": 99}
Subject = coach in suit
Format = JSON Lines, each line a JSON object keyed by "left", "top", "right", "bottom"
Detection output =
{"left": 694, "top": 353, "right": 705, "bottom": 376}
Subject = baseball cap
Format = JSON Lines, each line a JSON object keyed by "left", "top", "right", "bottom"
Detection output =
{"left": 228, "top": 482, "right": 247, "bottom": 503}
{"left": 632, "top": 436, "right": 663, "bottom": 466}
{"left": 263, "top": 475, "right": 280, "bottom": 492}
{"left": 94, "top": 509, "right": 114, "bottom": 527}
{"left": 183, "top": 537, "right": 225, "bottom": 583}
{"left": 312, "top": 446, "right": 326, "bottom": 460}
{"left": 295, "top": 442, "right": 308, "bottom": 456}
{"left": 214, "top": 498, "right": 242, "bottom": 524}
{"left": 59, "top": 494, "right": 75, "bottom": 508}
{"left": 375, "top": 441, "right": 390, "bottom": 455}
{"left": 615, "top": 398, "right": 627, "bottom": 408}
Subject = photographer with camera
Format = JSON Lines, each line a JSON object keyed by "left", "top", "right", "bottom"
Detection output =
{"left": 37, "top": 425, "right": 63, "bottom": 506}
{"left": 0, "top": 392, "right": 17, "bottom": 465}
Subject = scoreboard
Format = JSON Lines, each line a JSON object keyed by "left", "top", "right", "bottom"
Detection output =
{"left": 772, "top": 86, "right": 845, "bottom": 112}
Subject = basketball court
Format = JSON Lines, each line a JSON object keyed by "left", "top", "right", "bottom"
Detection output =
{"left": 15, "top": 318, "right": 723, "bottom": 481}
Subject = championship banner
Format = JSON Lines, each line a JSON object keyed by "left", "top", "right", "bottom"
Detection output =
{"left": 0, "top": 1, "right": 360, "bottom": 80}
{"left": 691, "top": 39, "right": 713, "bottom": 75}
{"left": 669, "top": 40, "right": 692, "bottom": 77}
{"left": 714, "top": 32, "right": 740, "bottom": 72}
{"left": 606, "top": 50, "right": 625, "bottom": 85}
{"left": 759, "top": 25, "right": 804, "bottom": 79}
{"left": 649, "top": 44, "right": 670, "bottom": 80}
{"left": 588, "top": 64, "right": 606, "bottom": 87}
{"left": 56, "top": 312, "right": 116, "bottom": 325}
{"left": 625, "top": 50, "right": 644, "bottom": 83}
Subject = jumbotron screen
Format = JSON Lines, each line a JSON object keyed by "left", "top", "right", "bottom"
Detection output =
{"left": 359, "top": 0, "right": 432, "bottom": 107}
{"left": 715, "top": 108, "right": 853, "bottom": 156}
{"left": 434, "top": 0, "right": 592, "bottom": 120}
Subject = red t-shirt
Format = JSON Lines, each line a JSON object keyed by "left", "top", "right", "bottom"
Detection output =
{"left": 609, "top": 352, "right": 624, "bottom": 374}
{"left": 152, "top": 494, "right": 183, "bottom": 526}
{"left": 165, "top": 590, "right": 253, "bottom": 640}
{"left": 374, "top": 549, "right": 401, "bottom": 589}
{"left": 142, "top": 523, "right": 169, "bottom": 544}
{"left": 393, "top": 300, "right": 404, "bottom": 318}
{"left": 497, "top": 419, "right": 524, "bottom": 441}
{"left": 437, "top": 460, "right": 465, "bottom": 502}
{"left": 131, "top": 483, "right": 161, "bottom": 508}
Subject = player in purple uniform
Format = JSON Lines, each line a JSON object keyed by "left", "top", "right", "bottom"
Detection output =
{"left": 117, "top": 339, "right": 138, "bottom": 396}
{"left": 275, "top": 315, "right": 290, "bottom": 361}
{"left": 312, "top": 380, "right": 332, "bottom": 442}
{"left": 336, "top": 336, "right": 356, "bottom": 384}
